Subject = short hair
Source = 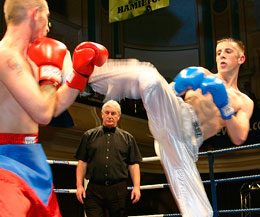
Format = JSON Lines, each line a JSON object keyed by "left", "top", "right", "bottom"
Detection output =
{"left": 4, "top": 0, "right": 47, "bottom": 25}
{"left": 102, "top": 100, "right": 121, "bottom": 116}
{"left": 217, "top": 38, "right": 245, "bottom": 56}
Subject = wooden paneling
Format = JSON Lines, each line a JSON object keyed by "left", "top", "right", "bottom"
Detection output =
{"left": 40, "top": 102, "right": 260, "bottom": 174}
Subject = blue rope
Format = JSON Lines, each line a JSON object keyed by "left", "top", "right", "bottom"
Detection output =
{"left": 134, "top": 208, "right": 260, "bottom": 217}
{"left": 217, "top": 208, "right": 260, "bottom": 214}
{"left": 203, "top": 174, "right": 260, "bottom": 184}
{"left": 129, "top": 208, "right": 260, "bottom": 217}
{"left": 163, "top": 215, "right": 181, "bottom": 217}
{"left": 50, "top": 143, "right": 260, "bottom": 217}
{"left": 127, "top": 173, "right": 260, "bottom": 190}
{"left": 199, "top": 143, "right": 260, "bottom": 156}
{"left": 162, "top": 214, "right": 181, "bottom": 217}
{"left": 204, "top": 143, "right": 260, "bottom": 217}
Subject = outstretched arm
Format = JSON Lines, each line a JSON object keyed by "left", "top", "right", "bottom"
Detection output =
{"left": 54, "top": 41, "right": 109, "bottom": 116}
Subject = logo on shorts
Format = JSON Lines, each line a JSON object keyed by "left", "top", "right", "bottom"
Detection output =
{"left": 24, "top": 136, "right": 37, "bottom": 144}
{"left": 193, "top": 121, "right": 203, "bottom": 138}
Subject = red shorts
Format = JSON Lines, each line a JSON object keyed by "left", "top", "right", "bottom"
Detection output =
{"left": 0, "top": 133, "right": 62, "bottom": 217}
{"left": 0, "top": 168, "right": 61, "bottom": 217}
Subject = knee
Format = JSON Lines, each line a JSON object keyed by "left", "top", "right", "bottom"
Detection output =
{"left": 138, "top": 64, "right": 162, "bottom": 91}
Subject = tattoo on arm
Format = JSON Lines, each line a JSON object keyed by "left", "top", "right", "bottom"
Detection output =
{"left": 7, "top": 58, "right": 22, "bottom": 75}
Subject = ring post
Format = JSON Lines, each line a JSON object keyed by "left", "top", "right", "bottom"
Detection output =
{"left": 208, "top": 151, "right": 218, "bottom": 217}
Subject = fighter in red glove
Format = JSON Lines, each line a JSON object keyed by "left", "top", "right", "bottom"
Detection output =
{"left": 28, "top": 37, "right": 67, "bottom": 89}
{"left": 66, "top": 41, "right": 109, "bottom": 92}
{"left": 27, "top": 38, "right": 109, "bottom": 116}
{"left": 0, "top": 0, "right": 109, "bottom": 216}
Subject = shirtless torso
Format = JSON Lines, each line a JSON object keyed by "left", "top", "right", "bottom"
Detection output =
{"left": 0, "top": 40, "right": 78, "bottom": 134}
{"left": 185, "top": 60, "right": 253, "bottom": 146}
{"left": 185, "top": 85, "right": 252, "bottom": 141}
{"left": 0, "top": 43, "right": 42, "bottom": 133}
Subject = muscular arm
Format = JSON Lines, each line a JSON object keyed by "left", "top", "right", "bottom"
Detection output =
{"left": 76, "top": 160, "right": 87, "bottom": 204}
{"left": 54, "top": 51, "right": 80, "bottom": 116}
{"left": 0, "top": 50, "right": 57, "bottom": 125}
{"left": 128, "top": 163, "right": 141, "bottom": 203}
{"left": 54, "top": 84, "right": 79, "bottom": 117}
{"left": 225, "top": 96, "right": 254, "bottom": 145}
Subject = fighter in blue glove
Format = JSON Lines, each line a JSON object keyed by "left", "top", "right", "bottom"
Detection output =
{"left": 170, "top": 38, "right": 253, "bottom": 146}
{"left": 173, "top": 66, "right": 236, "bottom": 119}
{"left": 88, "top": 38, "right": 254, "bottom": 217}
{"left": 200, "top": 75, "right": 235, "bottom": 120}
{"left": 173, "top": 66, "right": 205, "bottom": 96}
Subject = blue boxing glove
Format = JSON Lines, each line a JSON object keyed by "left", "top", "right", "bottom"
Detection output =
{"left": 173, "top": 67, "right": 205, "bottom": 95}
{"left": 200, "top": 76, "right": 235, "bottom": 120}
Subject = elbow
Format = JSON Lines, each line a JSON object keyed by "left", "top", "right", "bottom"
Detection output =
{"left": 33, "top": 113, "right": 53, "bottom": 125}
{"left": 228, "top": 126, "right": 249, "bottom": 146}
{"left": 232, "top": 139, "right": 244, "bottom": 146}
{"left": 31, "top": 105, "right": 54, "bottom": 125}
{"left": 232, "top": 135, "right": 247, "bottom": 146}
{"left": 39, "top": 117, "right": 52, "bottom": 126}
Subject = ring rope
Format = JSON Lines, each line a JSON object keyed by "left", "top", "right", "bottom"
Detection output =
{"left": 127, "top": 183, "right": 169, "bottom": 191}
{"left": 50, "top": 143, "right": 260, "bottom": 216}
{"left": 128, "top": 214, "right": 181, "bottom": 217}
{"left": 217, "top": 208, "right": 260, "bottom": 214}
{"left": 142, "top": 156, "right": 160, "bottom": 162}
{"left": 47, "top": 160, "right": 78, "bottom": 166}
{"left": 55, "top": 172, "right": 260, "bottom": 193}
{"left": 48, "top": 143, "right": 260, "bottom": 166}
{"left": 199, "top": 143, "right": 260, "bottom": 156}
{"left": 54, "top": 189, "right": 77, "bottom": 194}
{"left": 127, "top": 207, "right": 260, "bottom": 217}
{"left": 203, "top": 174, "right": 260, "bottom": 184}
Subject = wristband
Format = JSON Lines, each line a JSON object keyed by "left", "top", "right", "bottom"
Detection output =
{"left": 66, "top": 70, "right": 88, "bottom": 92}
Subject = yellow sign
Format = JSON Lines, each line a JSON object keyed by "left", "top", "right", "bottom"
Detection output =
{"left": 109, "top": 0, "right": 170, "bottom": 23}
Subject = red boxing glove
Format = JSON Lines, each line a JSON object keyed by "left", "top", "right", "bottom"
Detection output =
{"left": 66, "top": 42, "right": 109, "bottom": 92}
{"left": 28, "top": 37, "right": 67, "bottom": 89}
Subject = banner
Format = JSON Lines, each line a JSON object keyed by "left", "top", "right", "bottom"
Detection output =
{"left": 109, "top": 0, "right": 170, "bottom": 23}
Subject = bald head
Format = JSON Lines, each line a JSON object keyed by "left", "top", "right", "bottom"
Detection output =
{"left": 4, "top": 0, "right": 48, "bottom": 25}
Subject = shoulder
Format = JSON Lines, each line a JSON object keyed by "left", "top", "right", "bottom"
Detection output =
{"left": 0, "top": 43, "right": 20, "bottom": 62}
{"left": 233, "top": 88, "right": 253, "bottom": 103}
{"left": 240, "top": 92, "right": 254, "bottom": 118}
{"left": 232, "top": 89, "right": 254, "bottom": 115}
{"left": 0, "top": 46, "right": 23, "bottom": 79}
{"left": 117, "top": 127, "right": 133, "bottom": 136}
{"left": 85, "top": 126, "right": 102, "bottom": 135}
{"left": 116, "top": 127, "right": 136, "bottom": 141}
{"left": 81, "top": 126, "right": 103, "bottom": 142}
{"left": 0, "top": 46, "right": 13, "bottom": 69}
{"left": 240, "top": 91, "right": 254, "bottom": 108}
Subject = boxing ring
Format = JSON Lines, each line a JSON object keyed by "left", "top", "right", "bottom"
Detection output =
{"left": 48, "top": 143, "right": 260, "bottom": 217}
